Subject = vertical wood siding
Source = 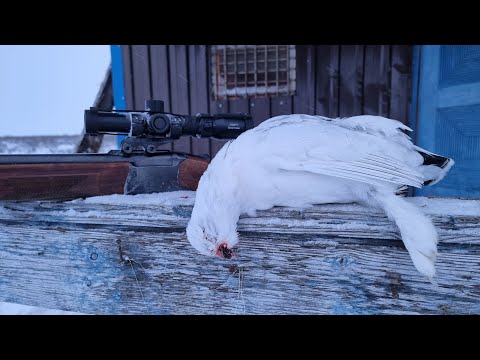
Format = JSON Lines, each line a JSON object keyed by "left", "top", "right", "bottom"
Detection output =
{"left": 122, "top": 45, "right": 413, "bottom": 158}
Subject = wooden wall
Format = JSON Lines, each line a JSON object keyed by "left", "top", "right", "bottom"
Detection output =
{"left": 121, "top": 45, "right": 413, "bottom": 158}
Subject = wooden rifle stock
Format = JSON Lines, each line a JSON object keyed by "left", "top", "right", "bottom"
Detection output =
{"left": 0, "top": 154, "right": 209, "bottom": 201}
{"left": 177, "top": 156, "right": 210, "bottom": 190}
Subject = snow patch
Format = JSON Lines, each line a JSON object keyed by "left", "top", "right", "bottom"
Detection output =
{"left": 64, "top": 208, "right": 77, "bottom": 216}
{"left": 0, "top": 301, "right": 84, "bottom": 315}
{"left": 72, "top": 191, "right": 196, "bottom": 206}
{"left": 0, "top": 135, "right": 81, "bottom": 154}
{"left": 406, "top": 197, "right": 480, "bottom": 217}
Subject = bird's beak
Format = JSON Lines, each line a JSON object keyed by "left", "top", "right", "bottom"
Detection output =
{"left": 216, "top": 243, "right": 234, "bottom": 259}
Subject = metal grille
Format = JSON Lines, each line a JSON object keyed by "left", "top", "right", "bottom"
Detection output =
{"left": 211, "top": 45, "right": 296, "bottom": 99}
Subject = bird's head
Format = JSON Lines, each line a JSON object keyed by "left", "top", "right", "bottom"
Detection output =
{"left": 186, "top": 152, "right": 242, "bottom": 259}
{"left": 186, "top": 217, "right": 239, "bottom": 259}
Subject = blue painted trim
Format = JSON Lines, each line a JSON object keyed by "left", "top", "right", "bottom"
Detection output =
{"left": 415, "top": 46, "right": 442, "bottom": 197}
{"left": 409, "top": 45, "right": 422, "bottom": 197}
{"left": 415, "top": 46, "right": 440, "bottom": 154}
{"left": 110, "top": 45, "right": 127, "bottom": 148}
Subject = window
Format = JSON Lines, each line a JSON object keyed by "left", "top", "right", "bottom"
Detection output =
{"left": 211, "top": 45, "right": 296, "bottom": 99}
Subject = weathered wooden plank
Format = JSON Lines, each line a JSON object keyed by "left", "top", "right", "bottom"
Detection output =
{"left": 315, "top": 45, "right": 339, "bottom": 117}
{"left": 150, "top": 45, "right": 171, "bottom": 112}
{"left": 227, "top": 98, "right": 249, "bottom": 160}
{"left": 381, "top": 45, "right": 392, "bottom": 118}
{"left": 188, "top": 45, "right": 210, "bottom": 157}
{"left": 188, "top": 45, "right": 209, "bottom": 114}
{"left": 121, "top": 45, "right": 134, "bottom": 109}
{"left": 150, "top": 45, "right": 173, "bottom": 151}
{"left": 249, "top": 97, "right": 270, "bottom": 127}
{"left": 339, "top": 45, "right": 364, "bottom": 117}
{"left": 294, "top": 45, "right": 316, "bottom": 115}
{"left": 363, "top": 45, "right": 391, "bottom": 118}
{"left": 168, "top": 45, "right": 191, "bottom": 154}
{"left": 1, "top": 200, "right": 478, "bottom": 243}
{"left": 229, "top": 98, "right": 249, "bottom": 114}
{"left": 150, "top": 45, "right": 173, "bottom": 152}
{"left": 169, "top": 45, "right": 190, "bottom": 114}
{"left": 208, "top": 46, "right": 230, "bottom": 159}
{"left": 131, "top": 45, "right": 152, "bottom": 110}
{"left": 209, "top": 99, "right": 229, "bottom": 158}
{"left": 0, "top": 198, "right": 479, "bottom": 315}
{"left": 390, "top": 45, "right": 412, "bottom": 125}
{"left": 271, "top": 96, "right": 293, "bottom": 117}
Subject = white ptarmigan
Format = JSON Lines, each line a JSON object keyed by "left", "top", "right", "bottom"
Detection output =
{"left": 186, "top": 114, "right": 454, "bottom": 280}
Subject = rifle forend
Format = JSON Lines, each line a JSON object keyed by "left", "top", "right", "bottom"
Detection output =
{"left": 0, "top": 152, "right": 209, "bottom": 201}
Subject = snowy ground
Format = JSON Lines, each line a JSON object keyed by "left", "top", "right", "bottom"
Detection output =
{"left": 0, "top": 134, "right": 117, "bottom": 315}
{"left": 0, "top": 302, "right": 83, "bottom": 315}
{"left": 0, "top": 134, "right": 118, "bottom": 155}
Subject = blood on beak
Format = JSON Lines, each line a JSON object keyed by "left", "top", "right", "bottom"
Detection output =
{"left": 216, "top": 243, "right": 233, "bottom": 259}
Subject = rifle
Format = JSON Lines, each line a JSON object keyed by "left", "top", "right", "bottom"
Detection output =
{"left": 0, "top": 100, "right": 253, "bottom": 201}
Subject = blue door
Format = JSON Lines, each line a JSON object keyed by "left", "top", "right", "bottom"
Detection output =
{"left": 414, "top": 45, "right": 480, "bottom": 198}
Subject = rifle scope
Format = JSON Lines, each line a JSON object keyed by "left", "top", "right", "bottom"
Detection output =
{"left": 85, "top": 100, "right": 253, "bottom": 139}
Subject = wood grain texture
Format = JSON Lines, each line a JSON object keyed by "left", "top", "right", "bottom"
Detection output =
{"left": 0, "top": 163, "right": 129, "bottom": 201}
{"left": 316, "top": 45, "right": 339, "bottom": 117}
{"left": 363, "top": 45, "right": 391, "bottom": 118}
{"left": 168, "top": 45, "right": 191, "bottom": 154}
{"left": 390, "top": 45, "right": 412, "bottom": 125}
{"left": 188, "top": 45, "right": 210, "bottom": 157}
{"left": 177, "top": 157, "right": 209, "bottom": 190}
{"left": 131, "top": 45, "right": 152, "bottom": 110}
{"left": 294, "top": 45, "right": 316, "bottom": 115}
{"left": 150, "top": 45, "right": 171, "bottom": 112}
{"left": 271, "top": 96, "right": 293, "bottom": 117}
{"left": 339, "top": 45, "right": 364, "bottom": 117}
{"left": 150, "top": 45, "right": 173, "bottom": 152}
{"left": 0, "top": 199, "right": 478, "bottom": 314}
{"left": 229, "top": 98, "right": 249, "bottom": 114}
{"left": 249, "top": 97, "right": 270, "bottom": 127}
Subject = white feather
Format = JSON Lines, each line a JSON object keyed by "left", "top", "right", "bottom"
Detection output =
{"left": 187, "top": 114, "right": 454, "bottom": 279}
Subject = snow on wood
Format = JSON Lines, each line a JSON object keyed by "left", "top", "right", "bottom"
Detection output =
{"left": 0, "top": 301, "right": 83, "bottom": 315}
{"left": 0, "top": 194, "right": 479, "bottom": 314}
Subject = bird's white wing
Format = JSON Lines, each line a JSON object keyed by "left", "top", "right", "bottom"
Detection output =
{"left": 334, "top": 115, "right": 412, "bottom": 137}
{"left": 254, "top": 115, "right": 425, "bottom": 188}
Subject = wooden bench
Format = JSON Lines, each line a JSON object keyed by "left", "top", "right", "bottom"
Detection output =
{"left": 0, "top": 196, "right": 478, "bottom": 314}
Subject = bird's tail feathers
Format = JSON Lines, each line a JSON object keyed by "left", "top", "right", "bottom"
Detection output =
{"left": 414, "top": 146, "right": 455, "bottom": 186}
{"left": 366, "top": 190, "right": 438, "bottom": 280}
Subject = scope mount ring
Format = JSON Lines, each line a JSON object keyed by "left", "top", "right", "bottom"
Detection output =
{"left": 120, "top": 136, "right": 175, "bottom": 156}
